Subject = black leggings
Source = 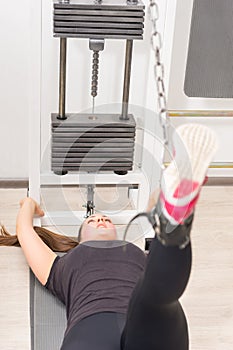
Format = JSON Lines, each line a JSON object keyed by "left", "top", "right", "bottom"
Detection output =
{"left": 121, "top": 238, "right": 191, "bottom": 350}
{"left": 61, "top": 229, "right": 192, "bottom": 350}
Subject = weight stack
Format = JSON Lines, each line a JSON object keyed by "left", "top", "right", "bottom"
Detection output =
{"left": 51, "top": 113, "right": 136, "bottom": 174}
{"left": 53, "top": 0, "right": 145, "bottom": 40}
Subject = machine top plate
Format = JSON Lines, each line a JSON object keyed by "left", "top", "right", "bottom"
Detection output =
{"left": 51, "top": 113, "right": 136, "bottom": 127}
{"left": 54, "top": 0, "right": 145, "bottom": 10}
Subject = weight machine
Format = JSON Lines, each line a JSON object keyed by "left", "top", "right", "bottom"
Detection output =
{"left": 29, "top": 0, "right": 162, "bottom": 229}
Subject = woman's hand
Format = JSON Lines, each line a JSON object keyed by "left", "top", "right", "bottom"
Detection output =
{"left": 19, "top": 197, "right": 45, "bottom": 217}
{"left": 16, "top": 198, "right": 56, "bottom": 286}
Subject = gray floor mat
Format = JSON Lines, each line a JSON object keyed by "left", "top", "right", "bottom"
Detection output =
{"left": 30, "top": 270, "right": 67, "bottom": 350}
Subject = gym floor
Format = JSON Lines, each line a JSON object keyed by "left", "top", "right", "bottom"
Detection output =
{"left": 0, "top": 185, "right": 233, "bottom": 349}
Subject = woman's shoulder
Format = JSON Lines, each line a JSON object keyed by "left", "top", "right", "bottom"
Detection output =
{"left": 63, "top": 240, "right": 146, "bottom": 262}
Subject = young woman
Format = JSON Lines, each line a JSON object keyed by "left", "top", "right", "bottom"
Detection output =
{"left": 0, "top": 124, "right": 217, "bottom": 350}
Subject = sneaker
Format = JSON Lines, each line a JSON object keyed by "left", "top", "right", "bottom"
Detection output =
{"left": 160, "top": 123, "right": 218, "bottom": 225}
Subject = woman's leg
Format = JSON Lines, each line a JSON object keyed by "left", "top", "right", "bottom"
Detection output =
{"left": 61, "top": 312, "right": 126, "bottom": 350}
{"left": 121, "top": 216, "right": 192, "bottom": 350}
{"left": 121, "top": 124, "right": 218, "bottom": 350}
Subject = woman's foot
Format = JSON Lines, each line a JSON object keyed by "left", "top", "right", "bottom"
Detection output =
{"left": 153, "top": 123, "right": 218, "bottom": 248}
{"left": 160, "top": 123, "right": 218, "bottom": 224}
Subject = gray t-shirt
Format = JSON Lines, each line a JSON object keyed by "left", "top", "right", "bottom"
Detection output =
{"left": 45, "top": 240, "right": 146, "bottom": 336}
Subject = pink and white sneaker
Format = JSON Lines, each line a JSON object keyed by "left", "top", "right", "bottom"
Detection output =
{"left": 160, "top": 123, "right": 218, "bottom": 225}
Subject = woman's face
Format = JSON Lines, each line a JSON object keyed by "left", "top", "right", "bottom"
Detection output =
{"left": 79, "top": 214, "right": 117, "bottom": 243}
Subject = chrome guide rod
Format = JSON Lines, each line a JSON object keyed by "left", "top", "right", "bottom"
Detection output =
{"left": 85, "top": 184, "right": 95, "bottom": 217}
{"left": 92, "top": 97, "right": 95, "bottom": 114}
{"left": 121, "top": 39, "right": 133, "bottom": 120}
{"left": 58, "top": 38, "right": 67, "bottom": 120}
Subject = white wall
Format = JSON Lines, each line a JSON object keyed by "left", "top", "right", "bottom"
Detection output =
{"left": 0, "top": 1, "right": 30, "bottom": 178}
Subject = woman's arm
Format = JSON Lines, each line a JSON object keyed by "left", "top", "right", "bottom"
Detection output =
{"left": 16, "top": 197, "right": 57, "bottom": 285}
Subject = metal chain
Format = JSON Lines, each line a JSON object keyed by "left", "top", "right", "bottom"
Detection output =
{"left": 149, "top": 0, "right": 171, "bottom": 179}
{"left": 123, "top": 2, "right": 171, "bottom": 242}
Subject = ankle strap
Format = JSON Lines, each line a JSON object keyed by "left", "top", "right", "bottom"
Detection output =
{"left": 149, "top": 204, "right": 194, "bottom": 249}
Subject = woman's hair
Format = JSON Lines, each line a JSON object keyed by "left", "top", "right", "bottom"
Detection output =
{"left": 0, "top": 225, "right": 81, "bottom": 252}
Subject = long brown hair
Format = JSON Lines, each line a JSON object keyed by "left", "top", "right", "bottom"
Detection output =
{"left": 0, "top": 225, "right": 80, "bottom": 252}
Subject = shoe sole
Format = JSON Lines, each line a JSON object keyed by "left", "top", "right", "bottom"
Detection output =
{"left": 161, "top": 123, "right": 218, "bottom": 206}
